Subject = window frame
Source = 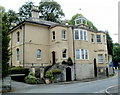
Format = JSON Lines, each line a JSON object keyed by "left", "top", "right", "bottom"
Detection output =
{"left": 62, "top": 30, "right": 66, "bottom": 40}
{"left": 62, "top": 49, "right": 67, "bottom": 59}
{"left": 36, "top": 49, "right": 41, "bottom": 59}
{"left": 98, "top": 54, "right": 103, "bottom": 63}
{"left": 16, "top": 48, "right": 19, "bottom": 61}
{"left": 52, "top": 31, "right": 55, "bottom": 40}
{"left": 96, "top": 35, "right": 101, "bottom": 43}
{"left": 91, "top": 34, "right": 94, "bottom": 42}
{"left": 75, "top": 49, "right": 80, "bottom": 60}
{"left": 74, "top": 30, "right": 79, "bottom": 40}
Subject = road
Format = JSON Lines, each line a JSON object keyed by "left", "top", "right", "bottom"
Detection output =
{"left": 11, "top": 73, "right": 118, "bottom": 93}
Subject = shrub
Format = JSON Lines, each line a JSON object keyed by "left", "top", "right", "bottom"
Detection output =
{"left": 45, "top": 71, "right": 54, "bottom": 82}
{"left": 52, "top": 69, "right": 62, "bottom": 74}
{"left": 62, "top": 60, "right": 67, "bottom": 64}
{"left": 9, "top": 66, "right": 29, "bottom": 76}
{"left": 25, "top": 72, "right": 37, "bottom": 84}
{"left": 67, "top": 57, "right": 73, "bottom": 65}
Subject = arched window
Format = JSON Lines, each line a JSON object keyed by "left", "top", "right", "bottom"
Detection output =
{"left": 62, "top": 49, "right": 67, "bottom": 58}
{"left": 16, "top": 48, "right": 19, "bottom": 61}
{"left": 37, "top": 49, "right": 41, "bottom": 58}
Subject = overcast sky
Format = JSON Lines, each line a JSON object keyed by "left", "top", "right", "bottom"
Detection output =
{"left": 0, "top": 0, "right": 119, "bottom": 43}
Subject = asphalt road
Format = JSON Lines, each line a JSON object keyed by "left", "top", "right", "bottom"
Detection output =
{"left": 11, "top": 73, "right": 118, "bottom": 93}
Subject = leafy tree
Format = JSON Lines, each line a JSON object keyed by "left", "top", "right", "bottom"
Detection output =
{"left": 19, "top": 1, "right": 34, "bottom": 21}
{"left": 106, "top": 31, "right": 113, "bottom": 56}
{"left": 39, "top": 1, "right": 65, "bottom": 23}
{"left": 7, "top": 9, "right": 19, "bottom": 28}
{"left": 113, "top": 43, "right": 120, "bottom": 67}
{"left": 1, "top": 6, "right": 11, "bottom": 78}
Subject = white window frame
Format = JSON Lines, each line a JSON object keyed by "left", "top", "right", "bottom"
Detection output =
{"left": 74, "top": 29, "right": 79, "bottom": 40}
{"left": 98, "top": 54, "right": 103, "bottom": 63}
{"left": 36, "top": 49, "right": 41, "bottom": 59}
{"left": 80, "top": 30, "right": 83, "bottom": 40}
{"left": 75, "top": 49, "right": 80, "bottom": 60}
{"left": 91, "top": 34, "right": 94, "bottom": 42}
{"left": 97, "top": 35, "right": 101, "bottom": 43}
{"left": 52, "top": 31, "right": 55, "bottom": 40}
{"left": 62, "top": 49, "right": 67, "bottom": 59}
{"left": 62, "top": 30, "right": 66, "bottom": 40}
{"left": 84, "top": 31, "right": 87, "bottom": 40}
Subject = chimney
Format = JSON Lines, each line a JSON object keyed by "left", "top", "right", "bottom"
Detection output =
{"left": 31, "top": 6, "right": 39, "bottom": 21}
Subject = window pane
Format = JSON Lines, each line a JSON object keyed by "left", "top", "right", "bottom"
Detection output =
{"left": 85, "top": 49, "right": 88, "bottom": 59}
{"left": 81, "top": 49, "right": 84, "bottom": 59}
{"left": 84, "top": 31, "right": 87, "bottom": 40}
{"left": 91, "top": 34, "right": 94, "bottom": 42}
{"left": 98, "top": 54, "right": 103, "bottom": 63}
{"left": 62, "top": 30, "right": 66, "bottom": 39}
{"left": 62, "top": 49, "right": 66, "bottom": 58}
{"left": 80, "top": 30, "right": 83, "bottom": 40}
{"left": 52, "top": 31, "right": 55, "bottom": 40}
{"left": 75, "top": 49, "right": 80, "bottom": 59}
{"left": 97, "top": 35, "right": 101, "bottom": 42}
{"left": 17, "top": 32, "right": 20, "bottom": 42}
{"left": 37, "top": 49, "right": 41, "bottom": 58}
{"left": 75, "top": 30, "right": 79, "bottom": 40}
{"left": 16, "top": 49, "right": 19, "bottom": 61}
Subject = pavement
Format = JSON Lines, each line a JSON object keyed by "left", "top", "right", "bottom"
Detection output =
{"left": 0, "top": 71, "right": 118, "bottom": 93}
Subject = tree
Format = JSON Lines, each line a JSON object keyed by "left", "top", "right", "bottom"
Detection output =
{"left": 1, "top": 6, "right": 11, "bottom": 78}
{"left": 113, "top": 43, "right": 120, "bottom": 67}
{"left": 7, "top": 9, "right": 19, "bottom": 28}
{"left": 19, "top": 1, "right": 34, "bottom": 21}
{"left": 106, "top": 31, "right": 113, "bottom": 56}
{"left": 39, "top": 1, "right": 65, "bottom": 23}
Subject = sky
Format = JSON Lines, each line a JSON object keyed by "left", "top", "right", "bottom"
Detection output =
{"left": 0, "top": 0, "right": 119, "bottom": 43}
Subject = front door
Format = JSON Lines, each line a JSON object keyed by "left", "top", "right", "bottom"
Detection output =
{"left": 66, "top": 67, "right": 72, "bottom": 81}
{"left": 52, "top": 51, "right": 55, "bottom": 65}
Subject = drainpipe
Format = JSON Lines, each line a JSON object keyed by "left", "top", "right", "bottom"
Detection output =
{"left": 72, "top": 26, "right": 76, "bottom": 80}
{"left": 23, "top": 24, "right": 25, "bottom": 67}
{"left": 11, "top": 32, "right": 13, "bottom": 66}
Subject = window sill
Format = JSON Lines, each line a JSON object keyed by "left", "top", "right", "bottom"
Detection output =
{"left": 62, "top": 58, "right": 67, "bottom": 60}
{"left": 98, "top": 62, "right": 104, "bottom": 64}
{"left": 36, "top": 58, "right": 41, "bottom": 60}
{"left": 97, "top": 42, "right": 102, "bottom": 44}
{"left": 62, "top": 39, "right": 67, "bottom": 41}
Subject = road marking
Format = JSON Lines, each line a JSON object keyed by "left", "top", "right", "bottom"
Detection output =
{"left": 95, "top": 90, "right": 105, "bottom": 93}
{"left": 105, "top": 85, "right": 118, "bottom": 94}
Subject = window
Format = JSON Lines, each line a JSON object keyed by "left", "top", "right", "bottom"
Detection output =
{"left": 62, "top": 49, "right": 67, "bottom": 58}
{"left": 17, "top": 32, "right": 20, "bottom": 42}
{"left": 80, "top": 30, "right": 83, "bottom": 40}
{"left": 84, "top": 31, "right": 87, "bottom": 40}
{"left": 74, "top": 30, "right": 79, "bottom": 40}
{"left": 16, "top": 48, "right": 19, "bottom": 61}
{"left": 85, "top": 49, "right": 88, "bottom": 59}
{"left": 105, "top": 54, "right": 107, "bottom": 62}
{"left": 97, "top": 35, "right": 101, "bottom": 42}
{"left": 75, "top": 49, "right": 80, "bottom": 59}
{"left": 37, "top": 49, "right": 41, "bottom": 58}
{"left": 81, "top": 49, "right": 84, "bottom": 59}
{"left": 103, "top": 35, "right": 106, "bottom": 43}
{"left": 91, "top": 34, "right": 94, "bottom": 42}
{"left": 62, "top": 30, "right": 66, "bottom": 40}
{"left": 52, "top": 31, "right": 55, "bottom": 40}
{"left": 98, "top": 54, "right": 103, "bottom": 63}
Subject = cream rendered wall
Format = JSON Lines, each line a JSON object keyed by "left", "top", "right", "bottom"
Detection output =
{"left": 24, "top": 24, "right": 50, "bottom": 66}
{"left": 49, "top": 26, "right": 74, "bottom": 64}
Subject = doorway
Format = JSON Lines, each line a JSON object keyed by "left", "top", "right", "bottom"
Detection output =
{"left": 66, "top": 67, "right": 72, "bottom": 81}
{"left": 52, "top": 51, "right": 56, "bottom": 65}
{"left": 94, "top": 58, "right": 97, "bottom": 77}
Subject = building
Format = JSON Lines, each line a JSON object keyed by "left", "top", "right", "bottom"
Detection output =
{"left": 9, "top": 6, "right": 109, "bottom": 81}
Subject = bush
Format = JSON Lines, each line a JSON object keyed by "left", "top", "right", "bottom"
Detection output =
{"left": 67, "top": 57, "right": 73, "bottom": 65}
{"left": 9, "top": 66, "right": 29, "bottom": 76}
{"left": 52, "top": 69, "right": 62, "bottom": 74}
{"left": 45, "top": 71, "right": 54, "bottom": 82}
{"left": 62, "top": 60, "right": 67, "bottom": 64}
{"left": 25, "top": 72, "right": 37, "bottom": 84}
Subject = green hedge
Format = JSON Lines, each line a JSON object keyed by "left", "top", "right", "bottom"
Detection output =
{"left": 52, "top": 69, "right": 62, "bottom": 74}
{"left": 9, "top": 66, "right": 29, "bottom": 76}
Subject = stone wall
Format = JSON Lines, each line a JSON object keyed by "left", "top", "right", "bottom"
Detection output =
{"left": 75, "top": 63, "right": 94, "bottom": 80}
